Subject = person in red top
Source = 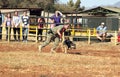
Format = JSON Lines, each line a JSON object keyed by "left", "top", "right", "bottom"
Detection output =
{"left": 37, "top": 17, "right": 45, "bottom": 42}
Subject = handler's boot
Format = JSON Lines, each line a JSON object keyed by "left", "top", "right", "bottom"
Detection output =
{"left": 38, "top": 45, "right": 42, "bottom": 52}
{"left": 50, "top": 48, "right": 56, "bottom": 53}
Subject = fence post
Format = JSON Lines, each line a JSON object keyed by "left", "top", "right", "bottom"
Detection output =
{"left": 8, "top": 26, "right": 10, "bottom": 43}
{"left": 72, "top": 26, "right": 75, "bottom": 36}
{"left": 36, "top": 27, "right": 38, "bottom": 43}
{"left": 88, "top": 29, "right": 91, "bottom": 44}
{"left": 93, "top": 28, "right": 96, "bottom": 36}
{"left": 114, "top": 31, "right": 117, "bottom": 45}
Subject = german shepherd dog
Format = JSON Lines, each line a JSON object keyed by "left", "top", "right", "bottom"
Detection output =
{"left": 61, "top": 37, "right": 76, "bottom": 53}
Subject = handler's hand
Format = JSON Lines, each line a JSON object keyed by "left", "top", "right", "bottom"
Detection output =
{"left": 59, "top": 34, "right": 62, "bottom": 38}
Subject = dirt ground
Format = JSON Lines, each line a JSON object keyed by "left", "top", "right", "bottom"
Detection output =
{"left": 0, "top": 41, "right": 120, "bottom": 77}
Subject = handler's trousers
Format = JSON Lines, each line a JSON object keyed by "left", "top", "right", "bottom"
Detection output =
{"left": 41, "top": 33, "right": 60, "bottom": 50}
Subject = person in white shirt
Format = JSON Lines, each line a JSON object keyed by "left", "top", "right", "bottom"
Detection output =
{"left": 12, "top": 11, "right": 21, "bottom": 41}
{"left": 21, "top": 11, "right": 29, "bottom": 42}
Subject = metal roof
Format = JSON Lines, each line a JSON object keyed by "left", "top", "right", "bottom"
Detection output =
{"left": 81, "top": 6, "right": 120, "bottom": 15}
{"left": 102, "top": 6, "right": 120, "bottom": 13}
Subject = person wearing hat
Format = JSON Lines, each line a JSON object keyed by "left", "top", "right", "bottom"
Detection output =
{"left": 96, "top": 22, "right": 107, "bottom": 41}
{"left": 38, "top": 19, "right": 70, "bottom": 53}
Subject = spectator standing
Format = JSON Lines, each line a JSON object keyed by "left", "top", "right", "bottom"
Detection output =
{"left": 117, "top": 28, "right": 120, "bottom": 42}
{"left": 50, "top": 11, "right": 63, "bottom": 26}
{"left": 96, "top": 22, "right": 107, "bottom": 41}
{"left": 37, "top": 17, "right": 45, "bottom": 42}
{"left": 12, "top": 11, "right": 21, "bottom": 41}
{"left": 4, "top": 13, "right": 12, "bottom": 41}
{"left": 21, "top": 11, "right": 29, "bottom": 42}
{"left": 0, "top": 11, "right": 3, "bottom": 40}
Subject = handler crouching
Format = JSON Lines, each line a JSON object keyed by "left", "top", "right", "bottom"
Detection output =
{"left": 38, "top": 20, "right": 69, "bottom": 53}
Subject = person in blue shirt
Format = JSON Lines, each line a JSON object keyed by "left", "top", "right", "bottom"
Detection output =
{"left": 96, "top": 22, "right": 107, "bottom": 41}
{"left": 50, "top": 11, "right": 63, "bottom": 26}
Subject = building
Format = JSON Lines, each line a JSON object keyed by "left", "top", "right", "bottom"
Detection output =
{"left": 0, "top": 8, "right": 43, "bottom": 36}
{"left": 0, "top": 8, "right": 43, "bottom": 25}
{"left": 65, "top": 6, "right": 120, "bottom": 31}
{"left": 81, "top": 6, "right": 120, "bottom": 30}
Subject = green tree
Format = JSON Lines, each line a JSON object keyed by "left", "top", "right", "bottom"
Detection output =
{"left": 74, "top": 0, "right": 81, "bottom": 11}
{"left": 54, "top": 3, "right": 75, "bottom": 13}
{"left": 0, "top": 0, "right": 84, "bottom": 12}
{"left": 67, "top": 0, "right": 74, "bottom": 7}
{"left": 0, "top": 0, "right": 9, "bottom": 8}
{"left": 19, "top": 0, "right": 31, "bottom": 8}
{"left": 0, "top": 0, "right": 59, "bottom": 10}
{"left": 49, "top": 0, "right": 59, "bottom": 4}
{"left": 8, "top": 0, "right": 18, "bottom": 8}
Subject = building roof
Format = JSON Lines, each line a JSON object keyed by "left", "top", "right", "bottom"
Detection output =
{"left": 0, "top": 9, "right": 28, "bottom": 13}
{"left": 81, "top": 6, "right": 120, "bottom": 15}
{"left": 102, "top": 6, "right": 120, "bottom": 13}
{"left": 0, "top": 8, "right": 43, "bottom": 13}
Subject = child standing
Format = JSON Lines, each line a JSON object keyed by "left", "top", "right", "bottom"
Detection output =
{"left": 37, "top": 17, "right": 45, "bottom": 42}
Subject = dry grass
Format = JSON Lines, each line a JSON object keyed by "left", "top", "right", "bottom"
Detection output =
{"left": 0, "top": 51, "right": 120, "bottom": 77}
{"left": 0, "top": 42, "right": 120, "bottom": 77}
